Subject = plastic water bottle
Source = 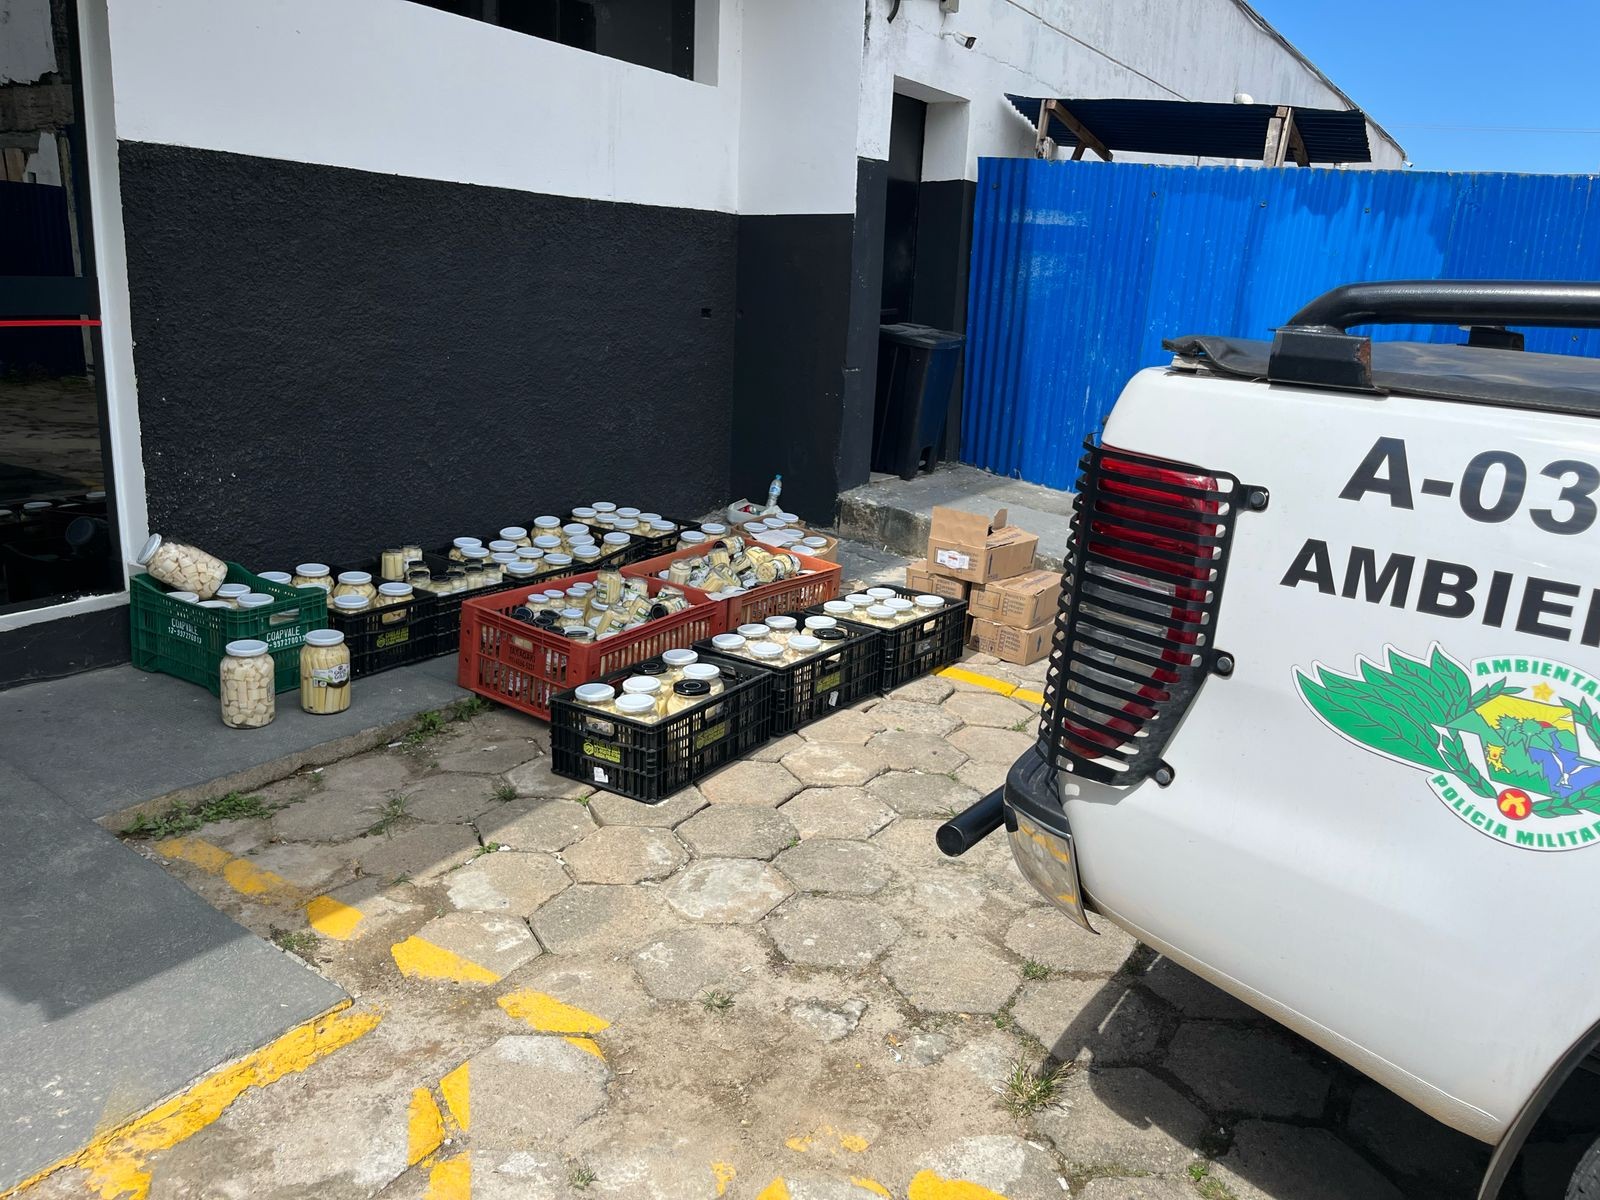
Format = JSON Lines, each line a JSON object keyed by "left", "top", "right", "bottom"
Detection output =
{"left": 763, "top": 474, "right": 783, "bottom": 515}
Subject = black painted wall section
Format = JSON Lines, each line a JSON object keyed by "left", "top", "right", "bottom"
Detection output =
{"left": 0, "top": 603, "right": 127, "bottom": 690}
{"left": 730, "top": 214, "right": 854, "bottom": 524}
{"left": 117, "top": 143, "right": 737, "bottom": 567}
{"left": 840, "top": 158, "right": 888, "bottom": 501}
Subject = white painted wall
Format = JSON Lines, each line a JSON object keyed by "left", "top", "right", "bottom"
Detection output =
{"left": 857, "top": 0, "right": 1405, "bottom": 180}
{"left": 103, "top": 0, "right": 745, "bottom": 212}
{"left": 0, "top": 0, "right": 56, "bottom": 84}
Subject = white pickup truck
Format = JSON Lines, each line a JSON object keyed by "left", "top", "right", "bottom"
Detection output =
{"left": 941, "top": 281, "right": 1600, "bottom": 1200}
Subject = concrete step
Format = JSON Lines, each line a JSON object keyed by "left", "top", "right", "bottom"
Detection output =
{"left": 835, "top": 464, "right": 1075, "bottom": 573}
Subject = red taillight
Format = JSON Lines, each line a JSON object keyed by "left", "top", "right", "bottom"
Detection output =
{"left": 1040, "top": 441, "right": 1239, "bottom": 785}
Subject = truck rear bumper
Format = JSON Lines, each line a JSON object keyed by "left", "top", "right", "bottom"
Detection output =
{"left": 1002, "top": 746, "right": 1093, "bottom": 932}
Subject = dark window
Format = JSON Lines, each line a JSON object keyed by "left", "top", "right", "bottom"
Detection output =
{"left": 412, "top": 0, "right": 695, "bottom": 81}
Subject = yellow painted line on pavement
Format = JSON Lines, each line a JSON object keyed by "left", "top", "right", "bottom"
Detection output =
{"left": 426, "top": 1152, "right": 471, "bottom": 1200}
{"left": 391, "top": 936, "right": 500, "bottom": 984}
{"left": 755, "top": 1180, "right": 791, "bottom": 1200}
{"left": 562, "top": 1035, "right": 605, "bottom": 1060}
{"left": 852, "top": 1179, "right": 892, "bottom": 1198}
{"left": 305, "top": 894, "right": 364, "bottom": 940}
{"left": 908, "top": 1170, "right": 1008, "bottom": 1200}
{"left": 784, "top": 1125, "right": 870, "bottom": 1156}
{"left": 407, "top": 1088, "right": 444, "bottom": 1166}
{"left": 439, "top": 1062, "right": 471, "bottom": 1133}
{"left": 711, "top": 1162, "right": 736, "bottom": 1196}
{"left": 154, "top": 836, "right": 307, "bottom": 906}
{"left": 937, "top": 666, "right": 1045, "bottom": 709}
{"left": 496, "top": 989, "right": 611, "bottom": 1035}
{"left": 4, "top": 1004, "right": 378, "bottom": 1200}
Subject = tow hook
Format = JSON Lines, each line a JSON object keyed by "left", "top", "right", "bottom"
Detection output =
{"left": 936, "top": 788, "right": 1003, "bottom": 857}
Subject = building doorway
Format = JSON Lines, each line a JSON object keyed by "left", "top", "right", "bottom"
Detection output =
{"left": 0, "top": 0, "right": 121, "bottom": 615}
{"left": 879, "top": 92, "right": 926, "bottom": 324}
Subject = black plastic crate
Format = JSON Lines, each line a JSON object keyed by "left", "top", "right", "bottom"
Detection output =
{"left": 417, "top": 549, "right": 576, "bottom": 659}
{"left": 807, "top": 586, "right": 966, "bottom": 690}
{"left": 549, "top": 655, "right": 773, "bottom": 802}
{"left": 565, "top": 514, "right": 690, "bottom": 566}
{"left": 694, "top": 613, "right": 881, "bottom": 734}
{"left": 326, "top": 570, "right": 445, "bottom": 679}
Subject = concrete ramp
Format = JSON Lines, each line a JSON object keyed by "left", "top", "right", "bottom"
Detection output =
{"left": 0, "top": 765, "right": 346, "bottom": 1192}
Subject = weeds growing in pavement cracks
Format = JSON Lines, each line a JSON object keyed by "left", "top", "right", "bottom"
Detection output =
{"left": 1002, "top": 1057, "right": 1066, "bottom": 1117}
{"left": 993, "top": 999, "right": 1018, "bottom": 1031}
{"left": 1187, "top": 1162, "right": 1237, "bottom": 1200}
{"left": 448, "top": 696, "right": 491, "bottom": 722}
{"left": 402, "top": 710, "right": 446, "bottom": 748}
{"left": 492, "top": 782, "right": 517, "bottom": 803}
{"left": 701, "top": 989, "right": 735, "bottom": 1014}
{"left": 472, "top": 842, "right": 504, "bottom": 859}
{"left": 122, "top": 791, "right": 277, "bottom": 839}
{"left": 366, "top": 794, "right": 409, "bottom": 836}
{"left": 271, "top": 927, "right": 318, "bottom": 958}
{"left": 568, "top": 1167, "right": 596, "bottom": 1189}
{"left": 1010, "top": 718, "right": 1033, "bottom": 732}
{"left": 1022, "top": 960, "right": 1051, "bottom": 981}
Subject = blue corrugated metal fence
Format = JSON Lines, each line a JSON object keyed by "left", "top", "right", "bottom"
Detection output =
{"left": 963, "top": 160, "right": 1600, "bottom": 489}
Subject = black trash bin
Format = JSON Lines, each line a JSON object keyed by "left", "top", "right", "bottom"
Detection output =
{"left": 873, "top": 323, "right": 965, "bottom": 480}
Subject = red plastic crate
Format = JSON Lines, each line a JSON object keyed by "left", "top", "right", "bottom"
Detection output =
{"left": 622, "top": 549, "right": 840, "bottom": 633}
{"left": 456, "top": 572, "right": 719, "bottom": 720}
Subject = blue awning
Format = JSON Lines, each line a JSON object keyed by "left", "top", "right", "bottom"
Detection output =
{"left": 1006, "top": 96, "right": 1373, "bottom": 164}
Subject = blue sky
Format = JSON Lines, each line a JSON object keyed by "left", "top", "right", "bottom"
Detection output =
{"left": 1248, "top": 1, "right": 1600, "bottom": 174}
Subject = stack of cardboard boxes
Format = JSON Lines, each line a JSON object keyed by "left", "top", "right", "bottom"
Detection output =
{"left": 904, "top": 507, "right": 1061, "bottom": 665}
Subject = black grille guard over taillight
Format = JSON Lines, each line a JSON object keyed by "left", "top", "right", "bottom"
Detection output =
{"left": 1038, "top": 439, "right": 1260, "bottom": 788}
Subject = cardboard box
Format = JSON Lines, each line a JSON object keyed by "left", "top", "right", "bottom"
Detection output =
{"left": 968, "top": 568, "right": 1061, "bottom": 629}
{"left": 970, "top": 616, "right": 1053, "bottom": 665}
{"left": 926, "top": 507, "right": 1038, "bottom": 585}
{"left": 904, "top": 558, "right": 970, "bottom": 601}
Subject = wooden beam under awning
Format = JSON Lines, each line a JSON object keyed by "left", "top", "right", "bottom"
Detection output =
{"left": 1044, "top": 99, "right": 1113, "bottom": 162}
{"left": 1264, "top": 105, "right": 1311, "bottom": 167}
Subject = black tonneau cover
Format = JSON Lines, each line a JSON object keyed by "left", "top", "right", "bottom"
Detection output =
{"left": 1164, "top": 335, "right": 1600, "bottom": 420}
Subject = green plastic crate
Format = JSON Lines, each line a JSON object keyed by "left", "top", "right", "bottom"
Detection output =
{"left": 130, "top": 563, "right": 328, "bottom": 695}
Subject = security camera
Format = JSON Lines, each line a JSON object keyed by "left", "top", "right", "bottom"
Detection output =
{"left": 944, "top": 30, "right": 977, "bottom": 48}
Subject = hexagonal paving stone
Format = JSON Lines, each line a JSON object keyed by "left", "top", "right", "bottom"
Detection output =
{"left": 886, "top": 675, "right": 955, "bottom": 704}
{"left": 587, "top": 786, "right": 707, "bottom": 828}
{"left": 400, "top": 774, "right": 506, "bottom": 824}
{"left": 504, "top": 756, "right": 594, "bottom": 800}
{"left": 467, "top": 1035, "right": 611, "bottom": 1148}
{"left": 766, "top": 896, "right": 902, "bottom": 970}
{"left": 698, "top": 760, "right": 803, "bottom": 806}
{"left": 530, "top": 884, "right": 678, "bottom": 955}
{"left": 270, "top": 790, "right": 392, "bottom": 843}
{"left": 664, "top": 858, "right": 792, "bottom": 923}
{"left": 954, "top": 758, "right": 1008, "bottom": 795}
{"left": 406, "top": 911, "right": 542, "bottom": 978}
{"left": 865, "top": 771, "right": 981, "bottom": 818}
{"left": 863, "top": 730, "right": 967, "bottom": 774}
{"left": 562, "top": 825, "right": 687, "bottom": 885}
{"left": 913, "top": 1135, "right": 1064, "bottom": 1199}
{"left": 239, "top": 841, "right": 357, "bottom": 895}
{"left": 797, "top": 708, "right": 888, "bottom": 745}
{"left": 747, "top": 733, "right": 806, "bottom": 763}
{"left": 1135, "top": 956, "right": 1262, "bottom": 1021}
{"left": 882, "top": 936, "right": 1017, "bottom": 1013}
{"left": 476, "top": 797, "right": 594, "bottom": 851}
{"left": 631, "top": 926, "right": 769, "bottom": 1000}
{"left": 1004, "top": 909, "right": 1140, "bottom": 976}
{"left": 867, "top": 698, "right": 964, "bottom": 737}
{"left": 315, "top": 752, "right": 415, "bottom": 796}
{"left": 948, "top": 726, "right": 1034, "bottom": 765}
{"left": 1034, "top": 1067, "right": 1210, "bottom": 1175}
{"left": 774, "top": 838, "right": 893, "bottom": 895}
{"left": 353, "top": 823, "right": 480, "bottom": 884}
{"left": 433, "top": 739, "right": 544, "bottom": 775}
{"left": 1011, "top": 977, "right": 1165, "bottom": 1066}
{"left": 780, "top": 743, "right": 885, "bottom": 788}
{"left": 872, "top": 815, "right": 1012, "bottom": 877}
{"left": 1211, "top": 1120, "right": 1404, "bottom": 1200}
{"left": 677, "top": 806, "right": 797, "bottom": 860}
{"left": 780, "top": 787, "right": 896, "bottom": 840}
{"left": 1165, "top": 1023, "right": 1332, "bottom": 1119}
{"left": 444, "top": 850, "right": 570, "bottom": 915}
{"left": 313, "top": 874, "right": 421, "bottom": 939}
{"left": 943, "top": 690, "right": 1039, "bottom": 729}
